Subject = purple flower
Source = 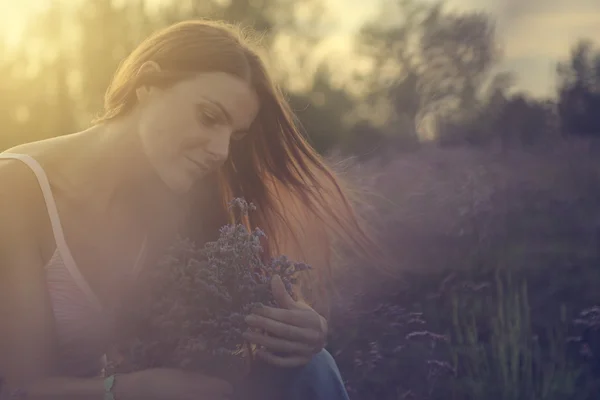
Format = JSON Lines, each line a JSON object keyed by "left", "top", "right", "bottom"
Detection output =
{"left": 111, "top": 198, "right": 312, "bottom": 380}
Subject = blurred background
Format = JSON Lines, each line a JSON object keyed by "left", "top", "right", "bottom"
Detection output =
{"left": 4, "top": 0, "right": 598, "bottom": 152}
{"left": 2, "top": 0, "right": 600, "bottom": 399}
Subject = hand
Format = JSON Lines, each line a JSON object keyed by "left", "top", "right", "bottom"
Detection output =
{"left": 243, "top": 275, "right": 328, "bottom": 368}
{"left": 117, "top": 368, "right": 233, "bottom": 400}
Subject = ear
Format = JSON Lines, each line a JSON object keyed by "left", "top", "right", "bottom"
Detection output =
{"left": 135, "top": 61, "right": 162, "bottom": 103}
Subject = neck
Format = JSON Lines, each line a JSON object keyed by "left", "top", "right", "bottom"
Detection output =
{"left": 72, "top": 115, "right": 186, "bottom": 223}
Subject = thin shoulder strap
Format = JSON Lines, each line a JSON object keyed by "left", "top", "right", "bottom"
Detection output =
{"left": 0, "top": 153, "right": 103, "bottom": 311}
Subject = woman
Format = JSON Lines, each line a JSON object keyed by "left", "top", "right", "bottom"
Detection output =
{"left": 0, "top": 20, "right": 374, "bottom": 400}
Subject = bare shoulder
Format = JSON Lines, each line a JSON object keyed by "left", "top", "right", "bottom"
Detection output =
{"left": 0, "top": 151, "right": 49, "bottom": 229}
{"left": 0, "top": 144, "right": 60, "bottom": 271}
{"left": 0, "top": 156, "right": 50, "bottom": 290}
{"left": 0, "top": 135, "right": 74, "bottom": 218}
{"left": 0, "top": 152, "right": 58, "bottom": 383}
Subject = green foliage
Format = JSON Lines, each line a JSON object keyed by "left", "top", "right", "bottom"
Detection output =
{"left": 7, "top": 0, "right": 594, "bottom": 155}
{"left": 329, "top": 143, "right": 600, "bottom": 399}
{"left": 354, "top": 0, "right": 501, "bottom": 143}
{"left": 557, "top": 39, "right": 600, "bottom": 136}
{"left": 450, "top": 271, "right": 586, "bottom": 400}
{"left": 0, "top": 0, "right": 353, "bottom": 154}
{"left": 4, "top": 2, "right": 600, "bottom": 398}
{"left": 3, "top": 0, "right": 561, "bottom": 156}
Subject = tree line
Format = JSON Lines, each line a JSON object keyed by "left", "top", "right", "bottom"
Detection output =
{"left": 0, "top": 0, "right": 597, "bottom": 156}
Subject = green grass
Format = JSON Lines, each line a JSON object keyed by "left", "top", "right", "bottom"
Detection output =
{"left": 449, "top": 270, "right": 586, "bottom": 400}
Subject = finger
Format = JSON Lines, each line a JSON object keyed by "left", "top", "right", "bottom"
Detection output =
{"left": 271, "top": 275, "right": 296, "bottom": 309}
{"left": 245, "top": 314, "right": 321, "bottom": 344}
{"left": 256, "top": 349, "right": 312, "bottom": 368}
{"left": 251, "top": 305, "right": 314, "bottom": 328}
{"left": 243, "top": 330, "right": 314, "bottom": 355}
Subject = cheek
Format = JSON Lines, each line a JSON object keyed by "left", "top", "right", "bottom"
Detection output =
{"left": 140, "top": 106, "right": 194, "bottom": 151}
{"left": 179, "top": 122, "right": 213, "bottom": 151}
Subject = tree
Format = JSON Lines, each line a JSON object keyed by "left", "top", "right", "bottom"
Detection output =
{"left": 353, "top": 0, "right": 429, "bottom": 139}
{"left": 0, "top": 0, "right": 360, "bottom": 157}
{"left": 352, "top": 0, "right": 500, "bottom": 145}
{"left": 0, "top": 0, "right": 78, "bottom": 148}
{"left": 557, "top": 39, "right": 600, "bottom": 136}
{"left": 287, "top": 65, "right": 355, "bottom": 154}
{"left": 418, "top": 6, "right": 499, "bottom": 119}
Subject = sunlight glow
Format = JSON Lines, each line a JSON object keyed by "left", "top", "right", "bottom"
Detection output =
{"left": 0, "top": 0, "right": 596, "bottom": 99}
{"left": 0, "top": 0, "right": 51, "bottom": 48}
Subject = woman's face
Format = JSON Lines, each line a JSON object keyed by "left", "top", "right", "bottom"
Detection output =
{"left": 136, "top": 70, "right": 260, "bottom": 194}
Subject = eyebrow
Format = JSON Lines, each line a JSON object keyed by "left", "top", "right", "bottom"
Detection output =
{"left": 202, "top": 96, "right": 250, "bottom": 136}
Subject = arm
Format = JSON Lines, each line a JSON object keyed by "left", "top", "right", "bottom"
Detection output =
{"left": 0, "top": 230, "right": 228, "bottom": 400}
{"left": 0, "top": 162, "right": 119, "bottom": 400}
{"left": 0, "top": 161, "right": 232, "bottom": 400}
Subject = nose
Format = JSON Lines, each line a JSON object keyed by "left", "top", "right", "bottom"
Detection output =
{"left": 208, "top": 131, "right": 231, "bottom": 164}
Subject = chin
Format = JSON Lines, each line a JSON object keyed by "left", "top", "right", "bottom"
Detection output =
{"left": 155, "top": 158, "right": 211, "bottom": 195}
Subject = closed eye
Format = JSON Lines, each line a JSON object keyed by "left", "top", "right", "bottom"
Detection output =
{"left": 195, "top": 105, "right": 222, "bottom": 128}
{"left": 196, "top": 98, "right": 251, "bottom": 140}
{"left": 231, "top": 129, "right": 249, "bottom": 141}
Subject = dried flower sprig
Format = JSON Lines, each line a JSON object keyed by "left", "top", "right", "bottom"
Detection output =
{"left": 111, "top": 198, "right": 310, "bottom": 382}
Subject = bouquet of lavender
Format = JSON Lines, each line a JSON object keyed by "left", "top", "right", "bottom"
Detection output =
{"left": 109, "top": 198, "right": 310, "bottom": 393}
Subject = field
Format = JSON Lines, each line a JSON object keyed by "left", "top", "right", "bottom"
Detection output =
{"left": 327, "top": 139, "right": 600, "bottom": 400}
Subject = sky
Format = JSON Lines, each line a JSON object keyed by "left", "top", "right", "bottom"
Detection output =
{"left": 1, "top": 0, "right": 599, "bottom": 98}
{"left": 322, "top": 0, "right": 600, "bottom": 98}
{"left": 453, "top": 0, "right": 600, "bottom": 97}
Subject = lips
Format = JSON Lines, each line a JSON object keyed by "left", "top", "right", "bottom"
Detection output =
{"left": 186, "top": 155, "right": 225, "bottom": 174}
{"left": 186, "top": 157, "right": 206, "bottom": 170}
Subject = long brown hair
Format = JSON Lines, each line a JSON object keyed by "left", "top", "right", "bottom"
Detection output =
{"left": 94, "top": 19, "right": 380, "bottom": 318}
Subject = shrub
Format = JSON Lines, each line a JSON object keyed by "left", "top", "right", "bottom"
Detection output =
{"left": 327, "top": 140, "right": 600, "bottom": 399}
{"left": 329, "top": 297, "right": 454, "bottom": 400}
{"left": 449, "top": 271, "right": 589, "bottom": 400}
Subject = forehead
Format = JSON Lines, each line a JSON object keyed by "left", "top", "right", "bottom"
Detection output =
{"left": 172, "top": 72, "right": 260, "bottom": 122}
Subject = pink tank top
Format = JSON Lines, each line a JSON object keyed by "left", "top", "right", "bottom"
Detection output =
{"left": 0, "top": 153, "right": 147, "bottom": 378}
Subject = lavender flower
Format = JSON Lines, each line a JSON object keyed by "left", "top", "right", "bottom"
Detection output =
{"left": 110, "top": 198, "right": 311, "bottom": 383}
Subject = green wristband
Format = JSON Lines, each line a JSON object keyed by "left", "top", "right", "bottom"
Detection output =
{"left": 104, "top": 375, "right": 116, "bottom": 400}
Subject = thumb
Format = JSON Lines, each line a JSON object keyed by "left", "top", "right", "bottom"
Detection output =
{"left": 271, "top": 275, "right": 296, "bottom": 309}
